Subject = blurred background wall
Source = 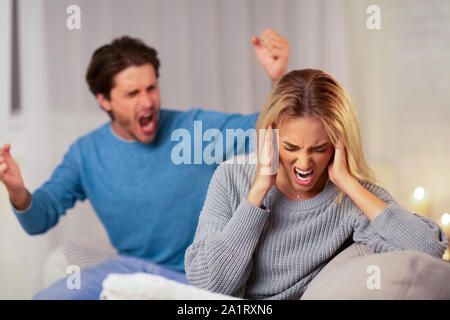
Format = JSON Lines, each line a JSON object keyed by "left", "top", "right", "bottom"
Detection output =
{"left": 0, "top": 0, "right": 449, "bottom": 299}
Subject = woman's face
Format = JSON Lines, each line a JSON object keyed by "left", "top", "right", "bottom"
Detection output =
{"left": 276, "top": 115, "right": 335, "bottom": 200}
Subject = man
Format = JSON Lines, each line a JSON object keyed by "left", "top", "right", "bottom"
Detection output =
{"left": 0, "top": 29, "right": 289, "bottom": 299}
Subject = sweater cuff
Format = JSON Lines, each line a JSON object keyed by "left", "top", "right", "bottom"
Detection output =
{"left": 12, "top": 189, "right": 52, "bottom": 235}
{"left": 371, "top": 203, "right": 412, "bottom": 230}
{"left": 370, "top": 203, "right": 432, "bottom": 250}
{"left": 11, "top": 197, "right": 33, "bottom": 215}
{"left": 221, "top": 199, "right": 269, "bottom": 255}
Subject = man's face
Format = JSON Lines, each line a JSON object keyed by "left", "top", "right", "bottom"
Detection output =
{"left": 97, "top": 63, "right": 161, "bottom": 144}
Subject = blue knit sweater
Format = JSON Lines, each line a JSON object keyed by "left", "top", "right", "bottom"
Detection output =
{"left": 13, "top": 108, "right": 258, "bottom": 272}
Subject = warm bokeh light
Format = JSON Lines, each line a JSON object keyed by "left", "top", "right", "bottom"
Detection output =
{"left": 413, "top": 187, "right": 425, "bottom": 200}
{"left": 441, "top": 213, "right": 450, "bottom": 226}
{"left": 443, "top": 249, "right": 450, "bottom": 261}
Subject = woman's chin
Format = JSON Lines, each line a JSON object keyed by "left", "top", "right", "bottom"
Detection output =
{"left": 290, "top": 174, "right": 328, "bottom": 199}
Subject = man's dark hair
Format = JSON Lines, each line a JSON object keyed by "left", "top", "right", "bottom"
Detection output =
{"left": 86, "top": 36, "right": 160, "bottom": 100}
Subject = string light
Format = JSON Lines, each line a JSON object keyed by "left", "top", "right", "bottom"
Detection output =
{"left": 410, "top": 187, "right": 430, "bottom": 216}
{"left": 443, "top": 249, "right": 450, "bottom": 261}
{"left": 413, "top": 187, "right": 425, "bottom": 200}
{"left": 441, "top": 213, "right": 450, "bottom": 226}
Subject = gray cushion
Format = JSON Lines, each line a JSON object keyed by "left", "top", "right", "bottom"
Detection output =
{"left": 301, "top": 243, "right": 450, "bottom": 299}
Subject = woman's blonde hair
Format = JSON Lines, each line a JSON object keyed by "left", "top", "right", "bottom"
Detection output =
{"left": 255, "top": 69, "right": 375, "bottom": 197}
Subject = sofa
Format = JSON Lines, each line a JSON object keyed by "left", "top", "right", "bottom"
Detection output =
{"left": 44, "top": 241, "right": 450, "bottom": 299}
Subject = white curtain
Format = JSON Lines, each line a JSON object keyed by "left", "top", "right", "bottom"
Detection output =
{"left": 1, "top": 0, "right": 449, "bottom": 298}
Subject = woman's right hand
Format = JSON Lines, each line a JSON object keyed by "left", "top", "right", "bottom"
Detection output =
{"left": 246, "top": 124, "right": 278, "bottom": 208}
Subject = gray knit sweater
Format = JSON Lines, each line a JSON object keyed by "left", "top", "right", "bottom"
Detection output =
{"left": 185, "top": 158, "right": 448, "bottom": 300}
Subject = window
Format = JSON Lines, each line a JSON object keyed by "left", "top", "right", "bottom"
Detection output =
{"left": 11, "top": 0, "right": 20, "bottom": 114}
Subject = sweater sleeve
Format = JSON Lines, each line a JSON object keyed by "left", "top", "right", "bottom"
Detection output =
{"left": 185, "top": 163, "right": 269, "bottom": 297}
{"left": 12, "top": 141, "right": 86, "bottom": 235}
{"left": 352, "top": 182, "right": 448, "bottom": 258}
{"left": 193, "top": 109, "right": 259, "bottom": 160}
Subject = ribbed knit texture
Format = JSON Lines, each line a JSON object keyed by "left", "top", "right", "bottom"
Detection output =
{"left": 185, "top": 156, "right": 448, "bottom": 299}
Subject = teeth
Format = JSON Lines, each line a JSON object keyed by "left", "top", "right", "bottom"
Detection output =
{"left": 139, "top": 113, "right": 154, "bottom": 131}
{"left": 294, "top": 168, "right": 313, "bottom": 181}
{"left": 294, "top": 168, "right": 312, "bottom": 175}
{"left": 139, "top": 114, "right": 153, "bottom": 123}
{"left": 296, "top": 173, "right": 311, "bottom": 181}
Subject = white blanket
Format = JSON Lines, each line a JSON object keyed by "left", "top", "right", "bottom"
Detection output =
{"left": 100, "top": 273, "right": 239, "bottom": 300}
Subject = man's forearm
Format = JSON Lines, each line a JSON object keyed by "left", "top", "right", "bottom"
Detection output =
{"left": 9, "top": 187, "right": 31, "bottom": 211}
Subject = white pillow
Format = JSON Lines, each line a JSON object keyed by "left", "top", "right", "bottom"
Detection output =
{"left": 100, "top": 273, "right": 239, "bottom": 300}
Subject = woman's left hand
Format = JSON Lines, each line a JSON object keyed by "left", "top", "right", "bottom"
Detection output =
{"left": 327, "top": 143, "right": 353, "bottom": 189}
{"left": 328, "top": 143, "right": 388, "bottom": 220}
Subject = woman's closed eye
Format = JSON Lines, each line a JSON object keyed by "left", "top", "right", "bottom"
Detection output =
{"left": 283, "top": 146, "right": 327, "bottom": 153}
{"left": 283, "top": 146, "right": 297, "bottom": 152}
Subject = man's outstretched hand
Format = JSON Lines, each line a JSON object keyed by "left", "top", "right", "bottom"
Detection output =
{"left": 0, "top": 143, "right": 30, "bottom": 210}
{"left": 252, "top": 28, "right": 290, "bottom": 86}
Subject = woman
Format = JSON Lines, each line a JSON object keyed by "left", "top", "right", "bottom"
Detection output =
{"left": 185, "top": 69, "right": 448, "bottom": 300}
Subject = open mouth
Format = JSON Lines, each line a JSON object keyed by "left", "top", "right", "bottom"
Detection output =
{"left": 294, "top": 167, "right": 314, "bottom": 185}
{"left": 138, "top": 113, "right": 156, "bottom": 134}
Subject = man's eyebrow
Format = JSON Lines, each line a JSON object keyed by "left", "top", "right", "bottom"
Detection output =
{"left": 124, "top": 83, "right": 157, "bottom": 94}
{"left": 124, "top": 88, "right": 139, "bottom": 95}
{"left": 282, "top": 141, "right": 329, "bottom": 149}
